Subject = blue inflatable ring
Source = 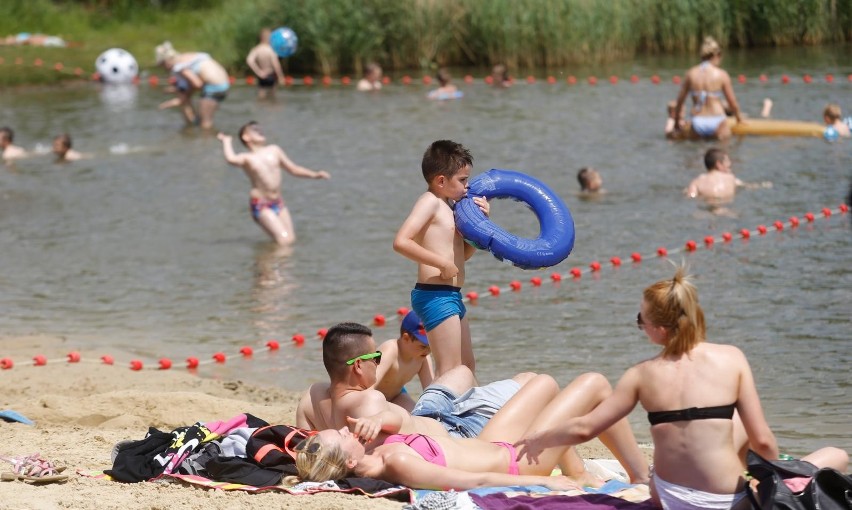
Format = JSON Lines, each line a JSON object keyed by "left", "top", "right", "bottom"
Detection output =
{"left": 454, "top": 169, "right": 575, "bottom": 270}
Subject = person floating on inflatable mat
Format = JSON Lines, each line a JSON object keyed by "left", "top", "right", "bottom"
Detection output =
{"left": 668, "top": 36, "right": 743, "bottom": 140}
{"left": 393, "top": 140, "right": 487, "bottom": 379}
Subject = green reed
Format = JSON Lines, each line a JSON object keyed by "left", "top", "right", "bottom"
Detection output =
{"left": 2, "top": 0, "right": 850, "bottom": 87}
{"left": 214, "top": 0, "right": 848, "bottom": 74}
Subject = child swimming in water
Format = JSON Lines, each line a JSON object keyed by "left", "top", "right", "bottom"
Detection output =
{"left": 52, "top": 133, "right": 89, "bottom": 162}
{"left": 427, "top": 69, "right": 461, "bottom": 100}
{"left": 1, "top": 127, "right": 27, "bottom": 161}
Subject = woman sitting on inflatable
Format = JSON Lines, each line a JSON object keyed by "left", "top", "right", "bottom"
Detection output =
{"left": 669, "top": 37, "right": 743, "bottom": 141}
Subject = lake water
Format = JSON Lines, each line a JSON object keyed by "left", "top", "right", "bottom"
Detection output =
{"left": 1, "top": 45, "right": 850, "bottom": 459}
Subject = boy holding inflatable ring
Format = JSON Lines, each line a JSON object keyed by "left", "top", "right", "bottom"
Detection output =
{"left": 393, "top": 140, "right": 489, "bottom": 378}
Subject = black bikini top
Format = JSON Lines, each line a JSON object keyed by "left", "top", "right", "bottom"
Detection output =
{"left": 648, "top": 403, "right": 736, "bottom": 425}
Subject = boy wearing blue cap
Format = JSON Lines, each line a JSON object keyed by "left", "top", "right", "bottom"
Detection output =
{"left": 374, "top": 311, "right": 435, "bottom": 411}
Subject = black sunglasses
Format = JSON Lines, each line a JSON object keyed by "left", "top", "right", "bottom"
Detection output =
{"left": 294, "top": 438, "right": 322, "bottom": 455}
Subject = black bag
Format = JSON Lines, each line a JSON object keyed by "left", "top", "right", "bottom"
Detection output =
{"left": 245, "top": 424, "right": 314, "bottom": 470}
{"left": 746, "top": 450, "right": 852, "bottom": 510}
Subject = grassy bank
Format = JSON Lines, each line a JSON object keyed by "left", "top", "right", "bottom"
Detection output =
{"left": 2, "top": 0, "right": 850, "bottom": 86}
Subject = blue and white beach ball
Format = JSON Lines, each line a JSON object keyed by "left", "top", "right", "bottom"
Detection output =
{"left": 270, "top": 27, "right": 298, "bottom": 58}
{"left": 823, "top": 126, "right": 839, "bottom": 142}
{"left": 95, "top": 48, "right": 138, "bottom": 84}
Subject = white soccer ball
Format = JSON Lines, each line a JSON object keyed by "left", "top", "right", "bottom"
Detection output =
{"left": 95, "top": 48, "right": 139, "bottom": 84}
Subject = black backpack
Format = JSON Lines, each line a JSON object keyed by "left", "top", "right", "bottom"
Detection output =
{"left": 746, "top": 450, "right": 852, "bottom": 510}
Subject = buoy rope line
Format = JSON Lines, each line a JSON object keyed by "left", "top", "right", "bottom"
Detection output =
{"left": 1, "top": 204, "right": 846, "bottom": 372}
{"left": 1, "top": 57, "right": 851, "bottom": 87}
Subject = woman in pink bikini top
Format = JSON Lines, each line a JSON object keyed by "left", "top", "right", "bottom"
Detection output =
{"left": 289, "top": 368, "right": 654, "bottom": 490}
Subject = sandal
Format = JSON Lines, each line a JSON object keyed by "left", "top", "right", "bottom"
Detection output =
{"left": 0, "top": 454, "right": 69, "bottom": 484}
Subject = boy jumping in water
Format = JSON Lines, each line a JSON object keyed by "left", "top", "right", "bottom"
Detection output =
{"left": 218, "top": 121, "right": 330, "bottom": 245}
{"left": 393, "top": 140, "right": 488, "bottom": 378}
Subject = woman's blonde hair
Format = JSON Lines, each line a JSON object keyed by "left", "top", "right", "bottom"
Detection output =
{"left": 155, "top": 41, "right": 178, "bottom": 65}
{"left": 288, "top": 435, "right": 351, "bottom": 484}
{"left": 700, "top": 36, "right": 722, "bottom": 61}
{"left": 643, "top": 266, "right": 705, "bottom": 357}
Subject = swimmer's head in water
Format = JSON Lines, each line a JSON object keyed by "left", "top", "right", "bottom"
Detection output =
{"left": 700, "top": 36, "right": 721, "bottom": 61}
{"left": 155, "top": 41, "right": 178, "bottom": 67}
{"left": 364, "top": 62, "right": 382, "bottom": 81}
{"left": 0, "top": 127, "right": 13, "bottom": 145}
{"left": 436, "top": 68, "right": 452, "bottom": 86}
{"left": 53, "top": 133, "right": 72, "bottom": 155}
{"left": 823, "top": 103, "right": 842, "bottom": 123}
{"left": 704, "top": 148, "right": 728, "bottom": 171}
{"left": 577, "top": 167, "right": 602, "bottom": 192}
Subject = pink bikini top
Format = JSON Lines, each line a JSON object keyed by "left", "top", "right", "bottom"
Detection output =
{"left": 383, "top": 434, "right": 447, "bottom": 467}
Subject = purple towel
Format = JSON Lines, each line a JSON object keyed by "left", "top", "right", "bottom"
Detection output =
{"left": 471, "top": 492, "right": 657, "bottom": 509}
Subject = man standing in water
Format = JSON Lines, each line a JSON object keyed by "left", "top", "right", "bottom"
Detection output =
{"left": 217, "top": 121, "right": 330, "bottom": 245}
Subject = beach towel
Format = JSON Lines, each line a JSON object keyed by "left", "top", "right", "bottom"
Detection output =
{"left": 471, "top": 492, "right": 657, "bottom": 509}
{"left": 80, "top": 469, "right": 412, "bottom": 502}
{"left": 406, "top": 478, "right": 652, "bottom": 509}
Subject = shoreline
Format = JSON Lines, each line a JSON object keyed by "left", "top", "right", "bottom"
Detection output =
{"left": 0, "top": 334, "right": 642, "bottom": 509}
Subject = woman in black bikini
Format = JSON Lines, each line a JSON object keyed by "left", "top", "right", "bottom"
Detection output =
{"left": 515, "top": 267, "right": 848, "bottom": 509}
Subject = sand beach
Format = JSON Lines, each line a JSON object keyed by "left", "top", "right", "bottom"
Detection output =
{"left": 0, "top": 334, "right": 631, "bottom": 510}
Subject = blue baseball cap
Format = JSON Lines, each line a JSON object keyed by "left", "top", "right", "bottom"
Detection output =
{"left": 401, "top": 311, "right": 429, "bottom": 345}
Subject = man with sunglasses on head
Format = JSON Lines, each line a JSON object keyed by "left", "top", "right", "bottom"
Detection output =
{"left": 296, "top": 322, "right": 535, "bottom": 448}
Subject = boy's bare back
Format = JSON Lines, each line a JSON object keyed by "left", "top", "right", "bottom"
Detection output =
{"left": 246, "top": 43, "right": 281, "bottom": 80}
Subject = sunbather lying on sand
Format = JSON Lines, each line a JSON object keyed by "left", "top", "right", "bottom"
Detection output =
{"left": 289, "top": 361, "right": 649, "bottom": 490}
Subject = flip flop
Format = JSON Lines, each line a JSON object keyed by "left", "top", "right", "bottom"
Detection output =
{"left": 0, "top": 471, "right": 69, "bottom": 484}
{"left": 0, "top": 454, "right": 69, "bottom": 484}
{"left": 0, "top": 410, "right": 35, "bottom": 426}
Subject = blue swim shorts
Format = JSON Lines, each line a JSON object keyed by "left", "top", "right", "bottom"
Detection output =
{"left": 410, "top": 283, "right": 467, "bottom": 332}
{"left": 411, "top": 379, "right": 521, "bottom": 438}
{"left": 201, "top": 82, "right": 230, "bottom": 102}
